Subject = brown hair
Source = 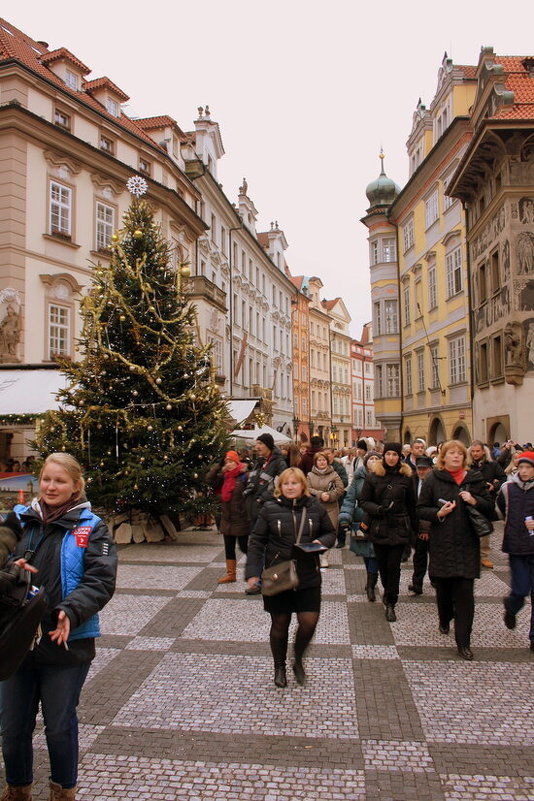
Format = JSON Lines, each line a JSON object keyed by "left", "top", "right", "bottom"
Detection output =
{"left": 435, "top": 440, "right": 468, "bottom": 470}
{"left": 39, "top": 453, "right": 85, "bottom": 499}
{"left": 274, "top": 467, "right": 311, "bottom": 497}
{"left": 313, "top": 451, "right": 329, "bottom": 466}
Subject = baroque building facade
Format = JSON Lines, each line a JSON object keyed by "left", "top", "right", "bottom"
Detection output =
{"left": 449, "top": 49, "right": 534, "bottom": 443}
{"left": 351, "top": 323, "right": 383, "bottom": 443}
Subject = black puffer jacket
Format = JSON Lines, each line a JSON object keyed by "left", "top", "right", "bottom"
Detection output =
{"left": 12, "top": 501, "right": 117, "bottom": 666}
{"left": 360, "top": 461, "right": 416, "bottom": 546}
{"left": 245, "top": 495, "right": 336, "bottom": 588}
{"left": 417, "top": 468, "right": 493, "bottom": 579}
{"left": 244, "top": 447, "right": 287, "bottom": 523}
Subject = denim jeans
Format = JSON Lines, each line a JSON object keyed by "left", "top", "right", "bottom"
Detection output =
{"left": 0, "top": 659, "right": 90, "bottom": 788}
{"left": 505, "top": 554, "right": 534, "bottom": 642}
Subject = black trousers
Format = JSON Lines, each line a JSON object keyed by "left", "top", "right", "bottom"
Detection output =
{"left": 373, "top": 543, "right": 405, "bottom": 606}
{"left": 433, "top": 577, "right": 475, "bottom": 648}
{"left": 411, "top": 537, "right": 429, "bottom": 590}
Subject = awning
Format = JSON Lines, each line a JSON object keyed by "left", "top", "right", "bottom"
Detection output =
{"left": 226, "top": 398, "right": 257, "bottom": 425}
{"left": 0, "top": 369, "right": 67, "bottom": 415}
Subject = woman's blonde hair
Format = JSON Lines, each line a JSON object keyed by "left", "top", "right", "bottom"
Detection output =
{"left": 313, "top": 451, "right": 329, "bottom": 466}
{"left": 40, "top": 453, "right": 85, "bottom": 499}
{"left": 435, "top": 440, "right": 468, "bottom": 470}
{"left": 274, "top": 467, "right": 310, "bottom": 497}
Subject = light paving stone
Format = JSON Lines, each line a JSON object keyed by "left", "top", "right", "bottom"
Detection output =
{"left": 389, "top": 602, "right": 529, "bottom": 648}
{"left": 320, "top": 569, "right": 347, "bottom": 595}
{"left": 352, "top": 645, "right": 400, "bottom": 660}
{"left": 87, "top": 647, "right": 121, "bottom": 681}
{"left": 120, "top": 544, "right": 222, "bottom": 563}
{"left": 474, "top": 570, "right": 513, "bottom": 596}
{"left": 99, "top": 594, "right": 173, "bottom": 635}
{"left": 441, "top": 774, "right": 534, "bottom": 800}
{"left": 362, "top": 740, "right": 434, "bottom": 771}
{"left": 180, "top": 599, "right": 351, "bottom": 644}
{"left": 33, "top": 721, "right": 105, "bottom": 753}
{"left": 111, "top": 652, "right": 359, "bottom": 739}
{"left": 116, "top": 564, "right": 204, "bottom": 591}
{"left": 78, "top": 756, "right": 366, "bottom": 801}
{"left": 403, "top": 661, "right": 534, "bottom": 745}
{"left": 125, "top": 636, "right": 176, "bottom": 651}
{"left": 176, "top": 589, "right": 212, "bottom": 598}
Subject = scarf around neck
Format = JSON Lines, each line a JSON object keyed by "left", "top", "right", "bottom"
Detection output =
{"left": 221, "top": 463, "right": 243, "bottom": 502}
{"left": 38, "top": 493, "right": 82, "bottom": 525}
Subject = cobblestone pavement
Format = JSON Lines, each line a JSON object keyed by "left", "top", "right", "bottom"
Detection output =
{"left": 6, "top": 525, "right": 534, "bottom": 800}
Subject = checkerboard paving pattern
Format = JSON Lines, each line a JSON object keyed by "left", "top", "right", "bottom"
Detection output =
{"left": 4, "top": 524, "right": 533, "bottom": 800}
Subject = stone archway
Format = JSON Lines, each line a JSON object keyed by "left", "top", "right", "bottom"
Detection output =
{"left": 428, "top": 416, "right": 446, "bottom": 446}
{"left": 452, "top": 424, "right": 471, "bottom": 446}
{"left": 403, "top": 428, "right": 412, "bottom": 444}
{"left": 489, "top": 421, "right": 508, "bottom": 446}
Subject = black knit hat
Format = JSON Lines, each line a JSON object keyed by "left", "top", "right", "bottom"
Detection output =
{"left": 383, "top": 442, "right": 402, "bottom": 457}
{"left": 363, "top": 450, "right": 380, "bottom": 467}
{"left": 256, "top": 433, "right": 274, "bottom": 451}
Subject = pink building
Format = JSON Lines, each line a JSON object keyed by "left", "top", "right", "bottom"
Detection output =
{"left": 351, "top": 324, "right": 384, "bottom": 445}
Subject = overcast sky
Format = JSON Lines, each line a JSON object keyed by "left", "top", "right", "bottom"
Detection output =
{"left": 8, "top": 1, "right": 534, "bottom": 336}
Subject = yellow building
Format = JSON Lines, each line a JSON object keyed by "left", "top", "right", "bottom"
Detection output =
{"left": 362, "top": 54, "right": 477, "bottom": 444}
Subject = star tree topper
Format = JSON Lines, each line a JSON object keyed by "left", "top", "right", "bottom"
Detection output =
{"left": 126, "top": 175, "right": 148, "bottom": 197}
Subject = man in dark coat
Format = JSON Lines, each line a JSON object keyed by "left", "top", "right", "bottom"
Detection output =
{"left": 408, "top": 456, "right": 433, "bottom": 594}
{"left": 300, "top": 435, "right": 324, "bottom": 476}
{"left": 243, "top": 433, "right": 287, "bottom": 592}
{"left": 468, "top": 440, "right": 506, "bottom": 569}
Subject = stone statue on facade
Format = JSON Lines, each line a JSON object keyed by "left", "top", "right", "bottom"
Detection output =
{"left": 504, "top": 320, "right": 526, "bottom": 384}
{"left": 0, "top": 302, "right": 21, "bottom": 363}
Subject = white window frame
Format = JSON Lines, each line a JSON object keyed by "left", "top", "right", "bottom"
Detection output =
{"left": 384, "top": 300, "right": 398, "bottom": 334}
{"left": 50, "top": 181, "right": 72, "bottom": 236}
{"left": 449, "top": 335, "right": 466, "bottom": 384}
{"left": 424, "top": 189, "right": 439, "bottom": 229}
{"left": 48, "top": 303, "right": 71, "bottom": 359}
{"left": 403, "top": 218, "right": 414, "bottom": 253}
{"left": 96, "top": 201, "right": 114, "bottom": 251}
{"left": 417, "top": 351, "right": 425, "bottom": 393}
{"left": 65, "top": 69, "right": 79, "bottom": 91}
{"left": 430, "top": 344, "right": 439, "bottom": 388}
{"left": 428, "top": 265, "right": 437, "bottom": 309}
{"left": 386, "top": 363, "right": 400, "bottom": 397}
{"left": 382, "top": 238, "right": 396, "bottom": 263}
{"left": 403, "top": 286, "right": 410, "bottom": 325}
{"left": 446, "top": 246, "right": 462, "bottom": 298}
{"left": 405, "top": 356, "right": 413, "bottom": 395}
{"left": 106, "top": 97, "right": 120, "bottom": 118}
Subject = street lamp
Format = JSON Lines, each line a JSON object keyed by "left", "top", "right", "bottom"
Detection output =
{"left": 293, "top": 416, "right": 300, "bottom": 443}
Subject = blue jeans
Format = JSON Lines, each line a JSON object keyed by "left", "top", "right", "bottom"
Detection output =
{"left": 0, "top": 659, "right": 90, "bottom": 788}
{"left": 505, "top": 554, "right": 534, "bottom": 643}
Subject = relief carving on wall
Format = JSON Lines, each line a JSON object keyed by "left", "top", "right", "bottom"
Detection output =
{"left": 0, "top": 289, "right": 22, "bottom": 364}
{"left": 475, "top": 285, "right": 511, "bottom": 334}
{"left": 525, "top": 319, "right": 534, "bottom": 370}
{"left": 504, "top": 320, "right": 525, "bottom": 384}
{"left": 470, "top": 204, "right": 506, "bottom": 261}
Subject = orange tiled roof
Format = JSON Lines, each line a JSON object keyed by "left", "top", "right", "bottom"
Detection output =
{"left": 0, "top": 17, "right": 163, "bottom": 150}
{"left": 491, "top": 56, "right": 534, "bottom": 120}
{"left": 322, "top": 299, "right": 339, "bottom": 311}
{"left": 455, "top": 65, "right": 477, "bottom": 79}
{"left": 40, "top": 46, "right": 90, "bottom": 74}
{"left": 136, "top": 115, "right": 178, "bottom": 130}
{"left": 83, "top": 76, "right": 129, "bottom": 102}
{"left": 257, "top": 232, "right": 269, "bottom": 248}
{"left": 290, "top": 276, "right": 304, "bottom": 290}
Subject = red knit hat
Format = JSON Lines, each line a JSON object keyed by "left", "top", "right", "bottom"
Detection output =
{"left": 517, "top": 451, "right": 534, "bottom": 467}
{"left": 225, "top": 450, "right": 240, "bottom": 463}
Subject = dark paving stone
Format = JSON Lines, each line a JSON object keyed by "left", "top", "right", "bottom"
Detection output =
{"left": 348, "top": 601, "right": 396, "bottom": 645}
{"left": 397, "top": 645, "right": 534, "bottom": 662}
{"left": 428, "top": 743, "right": 534, "bottom": 777}
{"left": 88, "top": 727, "right": 365, "bottom": 769}
{"left": 364, "top": 769, "right": 446, "bottom": 801}
{"left": 353, "top": 660, "right": 425, "bottom": 741}
{"left": 138, "top": 597, "right": 206, "bottom": 637}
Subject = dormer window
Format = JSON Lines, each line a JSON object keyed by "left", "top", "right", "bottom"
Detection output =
{"left": 65, "top": 69, "right": 79, "bottom": 91}
{"left": 139, "top": 158, "right": 151, "bottom": 176}
{"left": 54, "top": 108, "right": 71, "bottom": 130}
{"left": 106, "top": 97, "right": 120, "bottom": 117}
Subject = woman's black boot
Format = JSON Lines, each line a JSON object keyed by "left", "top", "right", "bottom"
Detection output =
{"left": 292, "top": 657, "right": 306, "bottom": 685}
{"left": 366, "top": 571, "right": 378, "bottom": 602}
{"left": 274, "top": 664, "right": 287, "bottom": 687}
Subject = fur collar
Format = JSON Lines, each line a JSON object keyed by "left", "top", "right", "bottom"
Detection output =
{"left": 373, "top": 461, "right": 412, "bottom": 478}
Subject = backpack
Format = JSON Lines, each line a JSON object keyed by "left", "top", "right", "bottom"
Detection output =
{"left": 0, "top": 563, "right": 48, "bottom": 681}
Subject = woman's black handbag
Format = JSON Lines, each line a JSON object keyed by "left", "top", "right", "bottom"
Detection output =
{"left": 0, "top": 564, "right": 47, "bottom": 681}
{"left": 465, "top": 504, "right": 494, "bottom": 538}
{"left": 261, "top": 509, "right": 307, "bottom": 597}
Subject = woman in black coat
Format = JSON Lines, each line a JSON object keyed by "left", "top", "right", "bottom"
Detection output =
{"left": 245, "top": 467, "right": 336, "bottom": 688}
{"left": 417, "top": 440, "right": 494, "bottom": 660}
{"left": 360, "top": 442, "right": 416, "bottom": 622}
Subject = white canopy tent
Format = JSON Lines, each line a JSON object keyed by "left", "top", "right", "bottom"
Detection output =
{"left": 0, "top": 369, "right": 66, "bottom": 414}
{"left": 229, "top": 424, "right": 292, "bottom": 445}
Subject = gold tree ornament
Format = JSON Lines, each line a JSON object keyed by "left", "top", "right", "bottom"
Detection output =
{"left": 133, "top": 230, "right": 143, "bottom": 239}
{"left": 179, "top": 265, "right": 191, "bottom": 278}
{"left": 111, "top": 233, "right": 119, "bottom": 243}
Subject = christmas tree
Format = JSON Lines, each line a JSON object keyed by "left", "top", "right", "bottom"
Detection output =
{"left": 34, "top": 177, "right": 229, "bottom": 522}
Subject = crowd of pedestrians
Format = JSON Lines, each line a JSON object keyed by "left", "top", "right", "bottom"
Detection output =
{"left": 1, "top": 434, "right": 533, "bottom": 798}
{"left": 206, "top": 432, "right": 534, "bottom": 685}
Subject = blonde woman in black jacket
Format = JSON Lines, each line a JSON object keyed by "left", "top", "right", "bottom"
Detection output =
{"left": 245, "top": 468, "right": 335, "bottom": 688}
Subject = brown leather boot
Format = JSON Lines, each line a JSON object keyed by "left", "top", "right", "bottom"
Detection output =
{"left": 48, "top": 783, "right": 76, "bottom": 801}
{"left": 0, "top": 785, "right": 33, "bottom": 801}
{"left": 217, "top": 559, "right": 237, "bottom": 583}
